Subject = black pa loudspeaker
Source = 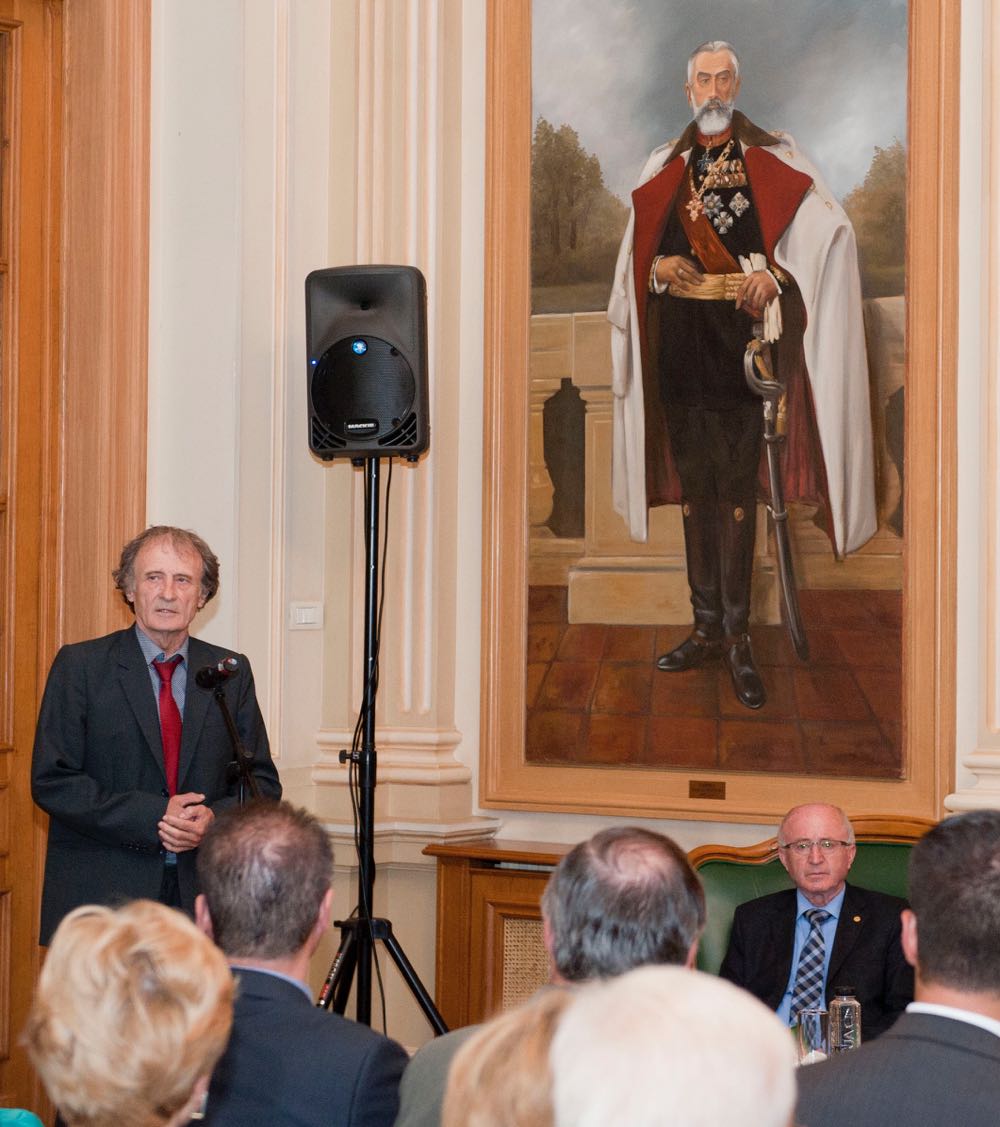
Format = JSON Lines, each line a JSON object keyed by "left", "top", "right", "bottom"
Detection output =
{"left": 305, "top": 265, "right": 430, "bottom": 460}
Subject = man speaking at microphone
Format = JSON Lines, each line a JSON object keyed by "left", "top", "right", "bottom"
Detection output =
{"left": 31, "top": 525, "right": 281, "bottom": 944}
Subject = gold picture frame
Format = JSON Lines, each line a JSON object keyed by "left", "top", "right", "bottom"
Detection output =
{"left": 480, "top": 0, "right": 958, "bottom": 822}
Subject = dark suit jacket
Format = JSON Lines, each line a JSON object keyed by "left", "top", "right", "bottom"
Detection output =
{"left": 205, "top": 969, "right": 408, "bottom": 1127}
{"left": 718, "top": 883, "right": 912, "bottom": 1039}
{"left": 796, "top": 1011, "right": 1000, "bottom": 1127}
{"left": 394, "top": 1024, "right": 479, "bottom": 1127}
{"left": 31, "top": 627, "right": 281, "bottom": 943}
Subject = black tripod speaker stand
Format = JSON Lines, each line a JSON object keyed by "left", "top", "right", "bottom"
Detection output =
{"left": 315, "top": 457, "right": 447, "bottom": 1035}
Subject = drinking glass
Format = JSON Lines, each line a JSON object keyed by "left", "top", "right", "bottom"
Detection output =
{"left": 796, "top": 1008, "right": 829, "bottom": 1065}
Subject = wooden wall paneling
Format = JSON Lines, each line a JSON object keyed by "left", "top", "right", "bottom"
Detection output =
{"left": 60, "top": 0, "right": 149, "bottom": 646}
{"left": 426, "top": 841, "right": 566, "bottom": 1028}
{"left": 1, "top": 0, "right": 62, "bottom": 1110}
{"left": 0, "top": 0, "right": 149, "bottom": 1113}
{"left": 432, "top": 854, "right": 475, "bottom": 1029}
{"left": 468, "top": 869, "right": 551, "bottom": 1022}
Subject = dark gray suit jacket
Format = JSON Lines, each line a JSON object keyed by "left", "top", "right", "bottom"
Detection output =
{"left": 32, "top": 627, "right": 281, "bottom": 943}
{"left": 394, "top": 1025, "right": 479, "bottom": 1127}
{"left": 205, "top": 969, "right": 408, "bottom": 1127}
{"left": 796, "top": 1011, "right": 1000, "bottom": 1127}
{"left": 719, "top": 883, "right": 912, "bottom": 1038}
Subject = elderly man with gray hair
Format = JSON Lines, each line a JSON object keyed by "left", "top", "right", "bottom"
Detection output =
{"left": 394, "top": 826, "right": 706, "bottom": 1127}
{"left": 720, "top": 802, "right": 912, "bottom": 1039}
{"left": 609, "top": 39, "right": 875, "bottom": 710}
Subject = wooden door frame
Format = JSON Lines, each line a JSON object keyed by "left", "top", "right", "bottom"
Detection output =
{"left": 9, "top": 0, "right": 149, "bottom": 1112}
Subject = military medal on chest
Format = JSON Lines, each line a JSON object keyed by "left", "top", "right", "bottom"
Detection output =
{"left": 687, "top": 140, "right": 750, "bottom": 233}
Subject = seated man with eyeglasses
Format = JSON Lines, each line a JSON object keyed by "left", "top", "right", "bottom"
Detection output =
{"left": 719, "top": 802, "right": 913, "bottom": 1040}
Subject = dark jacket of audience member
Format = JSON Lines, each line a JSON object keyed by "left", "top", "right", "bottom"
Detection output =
{"left": 796, "top": 810, "right": 1000, "bottom": 1127}
{"left": 196, "top": 800, "right": 407, "bottom": 1127}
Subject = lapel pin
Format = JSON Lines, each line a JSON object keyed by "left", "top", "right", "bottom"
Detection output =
{"left": 853, "top": 915, "right": 861, "bottom": 923}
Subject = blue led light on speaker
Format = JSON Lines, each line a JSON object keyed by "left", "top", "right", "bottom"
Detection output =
{"left": 352, "top": 339, "right": 368, "bottom": 355}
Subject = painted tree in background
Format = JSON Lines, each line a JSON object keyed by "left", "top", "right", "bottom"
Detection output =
{"left": 843, "top": 140, "right": 906, "bottom": 298}
{"left": 531, "top": 117, "right": 628, "bottom": 311}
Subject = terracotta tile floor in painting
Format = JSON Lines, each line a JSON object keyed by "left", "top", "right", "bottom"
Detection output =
{"left": 525, "top": 586, "right": 902, "bottom": 779}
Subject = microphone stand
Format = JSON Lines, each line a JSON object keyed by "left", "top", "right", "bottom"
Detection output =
{"left": 217, "top": 687, "right": 261, "bottom": 806}
{"left": 197, "top": 665, "right": 261, "bottom": 805}
{"left": 315, "top": 456, "right": 447, "bottom": 1035}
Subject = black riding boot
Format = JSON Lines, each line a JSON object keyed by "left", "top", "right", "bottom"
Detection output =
{"left": 657, "top": 502, "right": 724, "bottom": 672}
{"left": 720, "top": 500, "right": 766, "bottom": 709}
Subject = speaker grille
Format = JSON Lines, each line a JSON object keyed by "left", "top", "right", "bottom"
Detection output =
{"left": 310, "top": 336, "right": 414, "bottom": 445}
{"left": 310, "top": 416, "right": 347, "bottom": 451}
{"left": 378, "top": 413, "right": 420, "bottom": 448}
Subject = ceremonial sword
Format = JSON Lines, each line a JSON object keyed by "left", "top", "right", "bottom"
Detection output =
{"left": 743, "top": 326, "right": 810, "bottom": 661}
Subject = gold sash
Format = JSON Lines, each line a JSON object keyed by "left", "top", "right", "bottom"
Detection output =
{"left": 667, "top": 273, "right": 744, "bottom": 301}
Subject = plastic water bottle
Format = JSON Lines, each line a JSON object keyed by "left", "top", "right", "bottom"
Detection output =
{"left": 829, "top": 986, "right": 862, "bottom": 1052}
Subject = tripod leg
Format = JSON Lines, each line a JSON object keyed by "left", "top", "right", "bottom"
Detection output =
{"left": 332, "top": 937, "right": 357, "bottom": 1015}
{"left": 382, "top": 929, "right": 449, "bottom": 1035}
{"left": 316, "top": 924, "right": 357, "bottom": 1013}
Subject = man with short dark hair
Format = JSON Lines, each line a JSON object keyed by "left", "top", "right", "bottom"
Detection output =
{"left": 196, "top": 800, "right": 408, "bottom": 1127}
{"left": 720, "top": 802, "right": 912, "bottom": 1039}
{"left": 796, "top": 809, "right": 1000, "bottom": 1126}
{"left": 393, "top": 826, "right": 706, "bottom": 1127}
{"left": 32, "top": 525, "right": 280, "bottom": 942}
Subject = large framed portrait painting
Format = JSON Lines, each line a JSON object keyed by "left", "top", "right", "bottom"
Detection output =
{"left": 480, "top": 0, "right": 958, "bottom": 822}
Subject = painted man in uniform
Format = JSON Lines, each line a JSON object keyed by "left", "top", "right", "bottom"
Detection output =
{"left": 608, "top": 40, "right": 875, "bottom": 708}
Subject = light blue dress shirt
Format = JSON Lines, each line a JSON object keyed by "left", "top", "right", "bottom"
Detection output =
{"left": 777, "top": 885, "right": 846, "bottom": 1025}
{"left": 135, "top": 624, "right": 190, "bottom": 715}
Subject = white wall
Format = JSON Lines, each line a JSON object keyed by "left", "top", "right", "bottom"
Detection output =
{"left": 149, "top": 0, "right": 335, "bottom": 797}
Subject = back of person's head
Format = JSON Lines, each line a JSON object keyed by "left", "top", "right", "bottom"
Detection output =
{"left": 442, "top": 987, "right": 572, "bottom": 1127}
{"left": 196, "top": 799, "right": 333, "bottom": 959}
{"left": 908, "top": 809, "right": 1000, "bottom": 992}
{"left": 541, "top": 826, "right": 705, "bottom": 981}
{"left": 550, "top": 966, "right": 796, "bottom": 1127}
{"left": 22, "top": 900, "right": 233, "bottom": 1127}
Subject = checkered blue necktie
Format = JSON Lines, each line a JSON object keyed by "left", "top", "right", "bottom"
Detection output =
{"left": 790, "top": 908, "right": 831, "bottom": 1020}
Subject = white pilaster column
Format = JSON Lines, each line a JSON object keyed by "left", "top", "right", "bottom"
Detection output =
{"left": 311, "top": 0, "right": 497, "bottom": 836}
{"left": 945, "top": 0, "right": 999, "bottom": 813}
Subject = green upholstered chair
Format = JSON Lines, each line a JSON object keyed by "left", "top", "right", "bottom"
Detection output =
{"left": 688, "top": 815, "right": 936, "bottom": 975}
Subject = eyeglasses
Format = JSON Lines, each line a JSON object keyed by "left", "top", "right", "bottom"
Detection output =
{"left": 778, "top": 838, "right": 853, "bottom": 854}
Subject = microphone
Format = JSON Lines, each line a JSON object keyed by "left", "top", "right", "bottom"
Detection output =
{"left": 195, "top": 657, "right": 239, "bottom": 689}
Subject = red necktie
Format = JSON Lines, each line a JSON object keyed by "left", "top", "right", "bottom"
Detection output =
{"left": 153, "top": 656, "right": 183, "bottom": 795}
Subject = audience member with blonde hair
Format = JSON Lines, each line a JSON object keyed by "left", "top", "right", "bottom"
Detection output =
{"left": 441, "top": 987, "right": 572, "bottom": 1127}
{"left": 550, "top": 965, "right": 796, "bottom": 1127}
{"left": 23, "top": 899, "right": 234, "bottom": 1127}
